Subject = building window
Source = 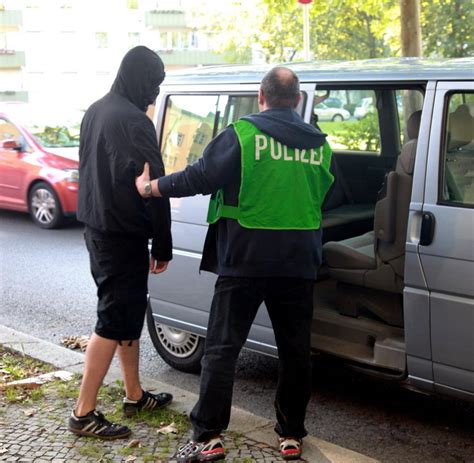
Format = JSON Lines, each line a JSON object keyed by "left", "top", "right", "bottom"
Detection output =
{"left": 193, "top": 132, "right": 206, "bottom": 144}
{"left": 128, "top": 32, "right": 140, "bottom": 48}
{"left": 127, "top": 0, "right": 139, "bottom": 9}
{"left": 159, "top": 32, "right": 168, "bottom": 49}
{"left": 95, "top": 32, "right": 108, "bottom": 49}
{"left": 176, "top": 132, "right": 185, "bottom": 146}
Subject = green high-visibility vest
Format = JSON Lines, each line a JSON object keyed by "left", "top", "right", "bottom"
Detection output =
{"left": 207, "top": 119, "right": 334, "bottom": 230}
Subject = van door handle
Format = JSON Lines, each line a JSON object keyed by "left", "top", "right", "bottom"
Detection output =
{"left": 420, "top": 212, "right": 435, "bottom": 246}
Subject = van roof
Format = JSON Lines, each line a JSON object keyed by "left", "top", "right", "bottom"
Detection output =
{"left": 164, "top": 57, "right": 474, "bottom": 85}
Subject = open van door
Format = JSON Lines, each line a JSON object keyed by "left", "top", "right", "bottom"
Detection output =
{"left": 417, "top": 82, "right": 474, "bottom": 400}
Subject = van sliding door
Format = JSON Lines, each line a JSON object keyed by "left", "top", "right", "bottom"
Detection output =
{"left": 418, "top": 82, "right": 474, "bottom": 400}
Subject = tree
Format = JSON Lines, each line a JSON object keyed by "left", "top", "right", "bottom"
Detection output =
{"left": 190, "top": 0, "right": 473, "bottom": 63}
{"left": 420, "top": 0, "right": 473, "bottom": 57}
{"left": 400, "top": 0, "right": 422, "bottom": 56}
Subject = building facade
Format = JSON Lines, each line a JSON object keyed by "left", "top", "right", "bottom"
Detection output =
{"left": 0, "top": 0, "right": 227, "bottom": 111}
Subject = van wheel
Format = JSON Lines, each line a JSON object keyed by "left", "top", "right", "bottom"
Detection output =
{"left": 28, "top": 182, "right": 63, "bottom": 229}
{"left": 146, "top": 304, "right": 204, "bottom": 373}
{"left": 332, "top": 114, "right": 344, "bottom": 122}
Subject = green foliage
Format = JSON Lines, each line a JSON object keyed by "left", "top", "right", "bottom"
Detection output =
{"left": 32, "top": 125, "right": 80, "bottom": 149}
{"left": 194, "top": 0, "right": 472, "bottom": 63}
{"left": 421, "top": 0, "right": 473, "bottom": 57}
{"left": 337, "top": 112, "right": 380, "bottom": 151}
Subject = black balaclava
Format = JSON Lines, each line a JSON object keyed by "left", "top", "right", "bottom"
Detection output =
{"left": 111, "top": 46, "right": 166, "bottom": 112}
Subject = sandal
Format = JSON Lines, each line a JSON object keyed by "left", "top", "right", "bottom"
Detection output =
{"left": 174, "top": 436, "right": 225, "bottom": 462}
{"left": 279, "top": 437, "right": 303, "bottom": 460}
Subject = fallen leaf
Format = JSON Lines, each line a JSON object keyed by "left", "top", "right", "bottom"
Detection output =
{"left": 128, "top": 439, "right": 141, "bottom": 448}
{"left": 125, "top": 456, "right": 137, "bottom": 462}
{"left": 23, "top": 408, "right": 36, "bottom": 417}
{"left": 61, "top": 335, "right": 89, "bottom": 351}
{"left": 156, "top": 422, "right": 178, "bottom": 435}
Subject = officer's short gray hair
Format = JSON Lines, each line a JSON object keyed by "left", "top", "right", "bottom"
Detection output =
{"left": 261, "top": 67, "right": 300, "bottom": 109}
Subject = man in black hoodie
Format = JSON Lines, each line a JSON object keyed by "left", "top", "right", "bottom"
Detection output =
{"left": 137, "top": 67, "right": 334, "bottom": 461}
{"left": 69, "top": 46, "right": 173, "bottom": 440}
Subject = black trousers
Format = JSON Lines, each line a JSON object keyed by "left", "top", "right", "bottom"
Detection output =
{"left": 191, "top": 276, "right": 314, "bottom": 441}
{"left": 84, "top": 226, "right": 149, "bottom": 341}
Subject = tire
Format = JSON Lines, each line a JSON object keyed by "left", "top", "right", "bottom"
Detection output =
{"left": 146, "top": 304, "right": 204, "bottom": 374}
{"left": 28, "top": 182, "right": 64, "bottom": 229}
{"left": 332, "top": 114, "right": 344, "bottom": 122}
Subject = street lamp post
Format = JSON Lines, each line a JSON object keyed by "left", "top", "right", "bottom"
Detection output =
{"left": 298, "top": 0, "right": 312, "bottom": 61}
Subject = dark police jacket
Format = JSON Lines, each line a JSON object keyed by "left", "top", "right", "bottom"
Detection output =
{"left": 158, "top": 108, "right": 329, "bottom": 279}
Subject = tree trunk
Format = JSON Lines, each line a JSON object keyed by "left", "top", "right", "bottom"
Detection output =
{"left": 400, "top": 0, "right": 423, "bottom": 120}
{"left": 400, "top": 0, "right": 422, "bottom": 57}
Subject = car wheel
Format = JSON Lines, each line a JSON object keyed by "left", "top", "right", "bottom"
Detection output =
{"left": 28, "top": 182, "right": 64, "bottom": 229}
{"left": 146, "top": 304, "right": 204, "bottom": 373}
{"left": 332, "top": 114, "right": 344, "bottom": 122}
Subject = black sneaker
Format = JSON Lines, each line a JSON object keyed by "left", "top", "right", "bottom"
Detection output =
{"left": 174, "top": 437, "right": 225, "bottom": 462}
{"left": 68, "top": 409, "right": 131, "bottom": 440}
{"left": 122, "top": 390, "right": 173, "bottom": 416}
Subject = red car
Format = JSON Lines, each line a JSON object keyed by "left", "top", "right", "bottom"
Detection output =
{"left": 0, "top": 111, "right": 79, "bottom": 228}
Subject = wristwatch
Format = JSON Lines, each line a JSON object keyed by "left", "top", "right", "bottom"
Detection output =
{"left": 144, "top": 181, "right": 152, "bottom": 197}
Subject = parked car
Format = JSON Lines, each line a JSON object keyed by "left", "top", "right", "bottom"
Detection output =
{"left": 314, "top": 102, "right": 351, "bottom": 121}
{"left": 146, "top": 58, "right": 474, "bottom": 403}
{"left": 0, "top": 111, "right": 79, "bottom": 228}
{"left": 354, "top": 97, "right": 374, "bottom": 119}
{"left": 323, "top": 97, "right": 344, "bottom": 108}
{"left": 355, "top": 95, "right": 404, "bottom": 119}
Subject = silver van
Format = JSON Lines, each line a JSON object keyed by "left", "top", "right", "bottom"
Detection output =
{"left": 146, "top": 58, "right": 474, "bottom": 402}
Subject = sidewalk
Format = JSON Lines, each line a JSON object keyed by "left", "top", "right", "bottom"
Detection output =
{"left": 0, "top": 325, "right": 377, "bottom": 463}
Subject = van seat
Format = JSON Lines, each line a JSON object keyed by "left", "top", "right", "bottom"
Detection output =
{"left": 322, "top": 203, "right": 374, "bottom": 242}
{"left": 323, "top": 110, "right": 422, "bottom": 294}
{"left": 321, "top": 159, "right": 375, "bottom": 242}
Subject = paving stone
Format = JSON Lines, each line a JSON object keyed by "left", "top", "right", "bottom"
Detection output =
{"left": 0, "top": 394, "right": 302, "bottom": 463}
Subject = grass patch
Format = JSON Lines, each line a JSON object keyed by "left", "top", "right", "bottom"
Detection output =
{"left": 0, "top": 346, "right": 54, "bottom": 381}
{"left": 77, "top": 444, "right": 107, "bottom": 459}
{"left": 0, "top": 346, "right": 56, "bottom": 404}
{"left": 54, "top": 377, "right": 81, "bottom": 400}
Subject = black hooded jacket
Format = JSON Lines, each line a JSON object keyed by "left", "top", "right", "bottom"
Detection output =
{"left": 77, "top": 46, "right": 172, "bottom": 261}
{"left": 158, "top": 108, "right": 329, "bottom": 279}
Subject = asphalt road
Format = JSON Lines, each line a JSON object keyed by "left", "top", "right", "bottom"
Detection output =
{"left": 1, "top": 209, "right": 473, "bottom": 463}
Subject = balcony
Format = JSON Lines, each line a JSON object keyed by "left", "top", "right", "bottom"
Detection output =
{"left": 145, "top": 10, "right": 187, "bottom": 29}
{"left": 0, "top": 50, "right": 25, "bottom": 69}
{"left": 0, "top": 10, "right": 23, "bottom": 32}
{"left": 0, "top": 90, "right": 28, "bottom": 102}
{"left": 157, "top": 49, "right": 228, "bottom": 66}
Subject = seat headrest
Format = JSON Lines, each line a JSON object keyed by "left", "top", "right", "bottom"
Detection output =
{"left": 407, "top": 110, "right": 422, "bottom": 140}
{"left": 448, "top": 104, "right": 474, "bottom": 148}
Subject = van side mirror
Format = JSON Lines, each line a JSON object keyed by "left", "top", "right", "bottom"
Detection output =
{"left": 1, "top": 139, "right": 23, "bottom": 151}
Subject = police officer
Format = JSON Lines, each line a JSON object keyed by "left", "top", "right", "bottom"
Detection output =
{"left": 136, "top": 66, "right": 334, "bottom": 461}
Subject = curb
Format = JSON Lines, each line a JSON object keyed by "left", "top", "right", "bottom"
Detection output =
{"left": 1, "top": 324, "right": 378, "bottom": 463}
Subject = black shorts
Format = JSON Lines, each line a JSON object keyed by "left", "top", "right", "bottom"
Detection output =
{"left": 84, "top": 226, "right": 149, "bottom": 341}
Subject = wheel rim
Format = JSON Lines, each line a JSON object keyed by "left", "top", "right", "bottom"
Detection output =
{"left": 155, "top": 323, "right": 200, "bottom": 358}
{"left": 31, "top": 188, "right": 56, "bottom": 225}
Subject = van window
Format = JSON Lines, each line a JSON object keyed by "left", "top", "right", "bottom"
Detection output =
{"left": 161, "top": 94, "right": 259, "bottom": 172}
{"left": 440, "top": 91, "right": 474, "bottom": 206}
{"left": 315, "top": 90, "right": 381, "bottom": 153}
{"left": 216, "top": 95, "right": 259, "bottom": 132}
{"left": 161, "top": 95, "right": 219, "bottom": 174}
{"left": 396, "top": 89, "right": 424, "bottom": 144}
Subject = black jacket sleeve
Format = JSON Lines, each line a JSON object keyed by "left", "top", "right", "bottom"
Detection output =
{"left": 158, "top": 127, "right": 241, "bottom": 198}
{"left": 130, "top": 119, "right": 172, "bottom": 261}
